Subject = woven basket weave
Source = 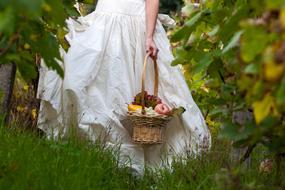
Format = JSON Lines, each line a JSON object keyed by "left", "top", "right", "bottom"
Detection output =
{"left": 127, "top": 53, "right": 172, "bottom": 144}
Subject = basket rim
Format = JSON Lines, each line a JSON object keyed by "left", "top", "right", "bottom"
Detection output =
{"left": 132, "top": 140, "right": 164, "bottom": 144}
{"left": 127, "top": 111, "right": 172, "bottom": 119}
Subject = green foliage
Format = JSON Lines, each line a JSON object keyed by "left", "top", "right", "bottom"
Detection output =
{"left": 0, "top": 0, "right": 91, "bottom": 80}
{"left": 172, "top": 0, "right": 285, "bottom": 156}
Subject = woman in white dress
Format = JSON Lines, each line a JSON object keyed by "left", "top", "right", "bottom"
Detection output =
{"left": 37, "top": 0, "right": 211, "bottom": 175}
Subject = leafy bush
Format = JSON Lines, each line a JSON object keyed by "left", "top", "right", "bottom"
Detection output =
{"left": 172, "top": 0, "right": 285, "bottom": 158}
{"left": 0, "top": 0, "right": 93, "bottom": 80}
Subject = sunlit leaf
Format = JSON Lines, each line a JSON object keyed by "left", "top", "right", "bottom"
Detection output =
{"left": 252, "top": 93, "right": 278, "bottom": 124}
{"left": 171, "top": 25, "right": 192, "bottom": 42}
{"left": 191, "top": 53, "right": 213, "bottom": 74}
{"left": 244, "top": 63, "right": 259, "bottom": 74}
{"left": 241, "top": 27, "right": 271, "bottom": 62}
{"left": 185, "top": 11, "right": 203, "bottom": 27}
{"left": 264, "top": 61, "right": 285, "bottom": 82}
{"left": 222, "top": 30, "right": 243, "bottom": 54}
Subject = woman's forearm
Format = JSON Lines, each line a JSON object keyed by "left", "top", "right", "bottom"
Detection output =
{"left": 145, "top": 0, "right": 159, "bottom": 40}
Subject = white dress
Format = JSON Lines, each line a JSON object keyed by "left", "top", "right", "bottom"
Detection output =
{"left": 37, "top": 0, "right": 211, "bottom": 174}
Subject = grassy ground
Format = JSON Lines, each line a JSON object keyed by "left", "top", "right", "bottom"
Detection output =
{"left": 0, "top": 126, "right": 284, "bottom": 190}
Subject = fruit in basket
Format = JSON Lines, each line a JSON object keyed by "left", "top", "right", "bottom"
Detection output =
{"left": 145, "top": 107, "right": 157, "bottom": 115}
{"left": 146, "top": 94, "right": 162, "bottom": 108}
{"left": 132, "top": 91, "right": 148, "bottom": 105}
{"left": 154, "top": 103, "right": 171, "bottom": 115}
{"left": 128, "top": 104, "right": 142, "bottom": 112}
{"left": 133, "top": 91, "right": 162, "bottom": 108}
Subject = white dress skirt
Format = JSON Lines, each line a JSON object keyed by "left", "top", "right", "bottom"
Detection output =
{"left": 37, "top": 0, "right": 211, "bottom": 174}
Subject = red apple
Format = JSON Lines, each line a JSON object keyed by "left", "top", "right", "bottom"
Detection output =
{"left": 154, "top": 103, "right": 171, "bottom": 115}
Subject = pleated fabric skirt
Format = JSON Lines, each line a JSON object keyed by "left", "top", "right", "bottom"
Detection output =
{"left": 37, "top": 0, "right": 211, "bottom": 174}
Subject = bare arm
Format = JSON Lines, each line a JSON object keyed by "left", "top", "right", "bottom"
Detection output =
{"left": 145, "top": 0, "right": 159, "bottom": 59}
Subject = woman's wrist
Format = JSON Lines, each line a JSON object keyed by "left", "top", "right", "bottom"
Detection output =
{"left": 146, "top": 37, "right": 154, "bottom": 42}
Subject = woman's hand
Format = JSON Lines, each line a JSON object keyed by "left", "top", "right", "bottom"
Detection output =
{"left": 145, "top": 0, "right": 159, "bottom": 60}
{"left": 146, "top": 38, "right": 159, "bottom": 60}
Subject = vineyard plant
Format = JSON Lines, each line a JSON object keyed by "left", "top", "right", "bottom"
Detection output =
{"left": 0, "top": 0, "right": 285, "bottom": 189}
{"left": 172, "top": 0, "right": 285, "bottom": 164}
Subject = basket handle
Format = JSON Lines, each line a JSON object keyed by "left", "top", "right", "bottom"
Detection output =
{"left": 141, "top": 53, "right": 159, "bottom": 115}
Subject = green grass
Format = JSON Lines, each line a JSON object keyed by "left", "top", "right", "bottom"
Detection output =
{"left": 0, "top": 126, "right": 284, "bottom": 190}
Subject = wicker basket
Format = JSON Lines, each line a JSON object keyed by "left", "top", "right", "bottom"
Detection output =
{"left": 127, "top": 53, "right": 172, "bottom": 144}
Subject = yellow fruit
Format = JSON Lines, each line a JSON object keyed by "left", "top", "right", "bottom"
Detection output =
{"left": 128, "top": 104, "right": 142, "bottom": 112}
